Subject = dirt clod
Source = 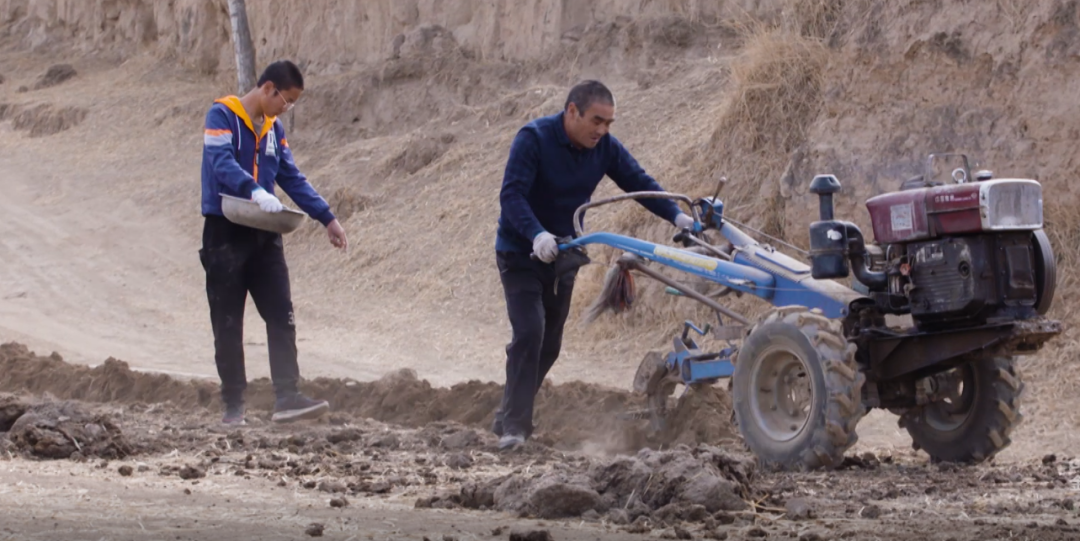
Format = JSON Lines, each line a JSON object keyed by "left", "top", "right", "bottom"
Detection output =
{"left": 508, "top": 530, "right": 553, "bottom": 541}
{"left": 318, "top": 481, "right": 347, "bottom": 493}
{"left": 447, "top": 452, "right": 474, "bottom": 470}
{"left": 627, "top": 516, "right": 653, "bottom": 534}
{"left": 327, "top": 429, "right": 363, "bottom": 444}
{"left": 674, "top": 525, "right": 693, "bottom": 539}
{"left": 8, "top": 402, "right": 131, "bottom": 459}
{"left": 305, "top": 523, "right": 324, "bottom": 537}
{"left": 608, "top": 508, "right": 630, "bottom": 525}
{"left": 0, "top": 394, "right": 28, "bottom": 431}
{"left": 117, "top": 465, "right": 133, "bottom": 476}
{"left": 784, "top": 497, "right": 815, "bottom": 520}
{"left": 34, "top": 64, "right": 77, "bottom": 89}
{"left": 370, "top": 432, "right": 400, "bottom": 448}
{"left": 329, "top": 496, "right": 349, "bottom": 508}
{"left": 178, "top": 465, "right": 205, "bottom": 480}
{"left": 502, "top": 472, "right": 604, "bottom": 519}
{"left": 655, "top": 385, "right": 736, "bottom": 447}
{"left": 860, "top": 504, "right": 882, "bottom": 519}
{"left": 442, "top": 429, "right": 481, "bottom": 449}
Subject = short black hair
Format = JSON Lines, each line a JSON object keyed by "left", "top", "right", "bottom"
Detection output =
{"left": 565, "top": 80, "right": 614, "bottom": 115}
{"left": 257, "top": 60, "right": 304, "bottom": 91}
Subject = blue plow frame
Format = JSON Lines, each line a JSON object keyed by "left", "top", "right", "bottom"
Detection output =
{"left": 557, "top": 192, "right": 865, "bottom": 387}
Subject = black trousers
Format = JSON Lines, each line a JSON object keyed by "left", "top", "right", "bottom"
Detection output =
{"left": 199, "top": 215, "right": 300, "bottom": 406}
{"left": 494, "top": 250, "right": 578, "bottom": 438}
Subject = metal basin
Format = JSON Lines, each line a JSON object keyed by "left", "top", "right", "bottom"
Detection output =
{"left": 220, "top": 194, "right": 306, "bottom": 234}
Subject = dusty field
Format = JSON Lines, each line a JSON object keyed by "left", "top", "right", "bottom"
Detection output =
{"left": 3, "top": 346, "right": 1080, "bottom": 540}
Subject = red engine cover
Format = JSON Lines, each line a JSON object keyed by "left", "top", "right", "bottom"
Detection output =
{"left": 866, "top": 184, "right": 982, "bottom": 243}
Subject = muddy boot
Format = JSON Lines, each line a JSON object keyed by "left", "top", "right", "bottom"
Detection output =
{"left": 271, "top": 393, "right": 329, "bottom": 423}
{"left": 498, "top": 431, "right": 526, "bottom": 451}
{"left": 222, "top": 403, "right": 247, "bottom": 426}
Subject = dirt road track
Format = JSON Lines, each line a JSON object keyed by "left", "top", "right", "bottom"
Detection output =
{"left": 0, "top": 142, "right": 505, "bottom": 388}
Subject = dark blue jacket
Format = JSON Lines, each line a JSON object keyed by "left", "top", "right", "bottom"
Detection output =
{"left": 496, "top": 111, "right": 682, "bottom": 253}
{"left": 201, "top": 96, "right": 335, "bottom": 226}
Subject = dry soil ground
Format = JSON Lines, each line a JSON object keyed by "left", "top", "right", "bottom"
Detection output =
{"left": 2, "top": 347, "right": 1080, "bottom": 541}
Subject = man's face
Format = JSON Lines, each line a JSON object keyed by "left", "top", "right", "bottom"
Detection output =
{"left": 261, "top": 83, "right": 302, "bottom": 117}
{"left": 565, "top": 100, "right": 615, "bottom": 149}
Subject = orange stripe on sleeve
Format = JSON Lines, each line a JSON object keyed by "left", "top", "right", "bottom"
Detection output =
{"left": 204, "top": 129, "right": 232, "bottom": 136}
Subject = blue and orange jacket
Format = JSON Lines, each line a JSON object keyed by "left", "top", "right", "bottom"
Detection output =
{"left": 200, "top": 95, "right": 335, "bottom": 226}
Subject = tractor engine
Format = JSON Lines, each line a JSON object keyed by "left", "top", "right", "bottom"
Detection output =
{"left": 807, "top": 170, "right": 1055, "bottom": 330}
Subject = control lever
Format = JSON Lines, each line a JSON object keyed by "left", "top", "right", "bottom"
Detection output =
{"left": 672, "top": 229, "right": 697, "bottom": 248}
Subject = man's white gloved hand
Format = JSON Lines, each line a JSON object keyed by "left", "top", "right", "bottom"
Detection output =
{"left": 674, "top": 213, "right": 696, "bottom": 230}
{"left": 532, "top": 231, "right": 559, "bottom": 263}
{"left": 251, "top": 187, "right": 284, "bottom": 213}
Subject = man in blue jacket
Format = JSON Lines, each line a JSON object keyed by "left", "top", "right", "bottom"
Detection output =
{"left": 200, "top": 60, "right": 348, "bottom": 426}
{"left": 493, "top": 80, "right": 695, "bottom": 449}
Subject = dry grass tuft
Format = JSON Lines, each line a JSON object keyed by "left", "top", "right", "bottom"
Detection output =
{"left": 782, "top": 0, "right": 875, "bottom": 44}
{"left": 691, "top": 26, "right": 829, "bottom": 241}
{"left": 996, "top": 0, "right": 1034, "bottom": 28}
{"left": 715, "top": 28, "right": 828, "bottom": 157}
{"left": 784, "top": 0, "right": 846, "bottom": 41}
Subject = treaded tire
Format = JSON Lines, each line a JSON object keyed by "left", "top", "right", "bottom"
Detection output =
{"left": 1033, "top": 229, "right": 1056, "bottom": 316}
{"left": 900, "top": 356, "right": 1023, "bottom": 464}
{"left": 732, "top": 306, "right": 866, "bottom": 471}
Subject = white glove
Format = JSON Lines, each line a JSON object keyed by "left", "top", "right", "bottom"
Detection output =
{"left": 251, "top": 187, "right": 283, "bottom": 213}
{"left": 532, "top": 232, "right": 559, "bottom": 263}
{"left": 674, "top": 213, "right": 696, "bottom": 230}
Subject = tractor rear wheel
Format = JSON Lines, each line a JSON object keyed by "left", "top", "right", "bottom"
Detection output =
{"left": 732, "top": 306, "right": 866, "bottom": 471}
{"left": 900, "top": 356, "right": 1023, "bottom": 464}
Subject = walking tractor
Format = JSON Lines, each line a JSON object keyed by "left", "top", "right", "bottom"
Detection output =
{"left": 557, "top": 153, "right": 1062, "bottom": 470}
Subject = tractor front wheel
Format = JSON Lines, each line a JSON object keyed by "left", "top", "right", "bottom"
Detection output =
{"left": 732, "top": 306, "right": 866, "bottom": 471}
{"left": 900, "top": 356, "right": 1023, "bottom": 464}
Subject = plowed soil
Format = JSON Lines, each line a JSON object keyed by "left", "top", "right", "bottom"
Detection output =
{"left": 2, "top": 345, "right": 1080, "bottom": 540}
{"left": 0, "top": 342, "right": 736, "bottom": 455}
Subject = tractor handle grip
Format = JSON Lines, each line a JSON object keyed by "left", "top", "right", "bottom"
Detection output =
{"left": 530, "top": 236, "right": 576, "bottom": 261}
{"left": 571, "top": 191, "right": 700, "bottom": 237}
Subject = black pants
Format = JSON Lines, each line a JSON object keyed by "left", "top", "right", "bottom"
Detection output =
{"left": 494, "top": 250, "right": 578, "bottom": 438}
{"left": 199, "top": 215, "right": 300, "bottom": 406}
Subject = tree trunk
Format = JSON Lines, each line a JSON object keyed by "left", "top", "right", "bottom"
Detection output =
{"left": 227, "top": 0, "right": 257, "bottom": 94}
